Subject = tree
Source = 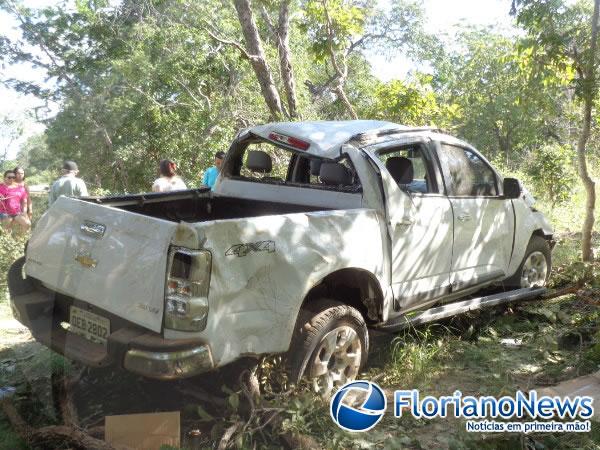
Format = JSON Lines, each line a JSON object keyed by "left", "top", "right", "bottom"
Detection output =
{"left": 360, "top": 74, "right": 457, "bottom": 127}
{"left": 276, "top": 0, "right": 300, "bottom": 118}
{"left": 430, "top": 27, "right": 567, "bottom": 165}
{"left": 301, "top": 0, "right": 428, "bottom": 119}
{"left": 0, "top": 0, "right": 270, "bottom": 191}
{"left": 232, "top": 0, "right": 285, "bottom": 119}
{"left": 512, "top": 0, "right": 600, "bottom": 261}
{"left": 204, "top": 0, "right": 304, "bottom": 120}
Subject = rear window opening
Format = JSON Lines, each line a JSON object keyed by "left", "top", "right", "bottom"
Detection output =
{"left": 227, "top": 137, "right": 362, "bottom": 193}
{"left": 84, "top": 135, "right": 365, "bottom": 223}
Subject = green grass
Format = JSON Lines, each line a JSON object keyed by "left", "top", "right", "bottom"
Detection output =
{"left": 0, "top": 419, "right": 27, "bottom": 450}
{"left": 353, "top": 288, "right": 600, "bottom": 449}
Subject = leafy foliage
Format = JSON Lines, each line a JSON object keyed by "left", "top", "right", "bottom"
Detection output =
{"left": 431, "top": 27, "right": 568, "bottom": 164}
{"left": 0, "top": 231, "right": 26, "bottom": 289}
{"left": 526, "top": 143, "right": 577, "bottom": 207}
{"left": 361, "top": 74, "right": 458, "bottom": 127}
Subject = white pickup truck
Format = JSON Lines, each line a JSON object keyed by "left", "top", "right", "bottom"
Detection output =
{"left": 9, "top": 121, "right": 553, "bottom": 395}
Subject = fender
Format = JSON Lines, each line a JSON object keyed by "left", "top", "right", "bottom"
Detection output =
{"left": 507, "top": 199, "right": 553, "bottom": 277}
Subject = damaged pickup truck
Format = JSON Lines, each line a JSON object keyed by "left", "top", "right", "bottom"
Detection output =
{"left": 9, "top": 121, "right": 554, "bottom": 395}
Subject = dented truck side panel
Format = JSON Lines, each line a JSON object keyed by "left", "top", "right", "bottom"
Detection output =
{"left": 164, "top": 208, "right": 384, "bottom": 367}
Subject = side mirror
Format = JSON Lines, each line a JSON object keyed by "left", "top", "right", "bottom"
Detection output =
{"left": 503, "top": 178, "right": 522, "bottom": 199}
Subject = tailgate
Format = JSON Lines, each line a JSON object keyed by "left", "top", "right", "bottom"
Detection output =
{"left": 25, "top": 197, "right": 179, "bottom": 333}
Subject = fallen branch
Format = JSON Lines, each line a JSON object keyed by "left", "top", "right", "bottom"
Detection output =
{"left": 541, "top": 285, "right": 581, "bottom": 300}
{"left": 575, "top": 291, "right": 600, "bottom": 306}
{"left": 31, "top": 425, "right": 118, "bottom": 450}
{"left": 0, "top": 398, "right": 118, "bottom": 450}
{"left": 87, "top": 425, "right": 105, "bottom": 439}
{"left": 52, "top": 367, "right": 84, "bottom": 427}
{"left": 217, "top": 421, "right": 242, "bottom": 450}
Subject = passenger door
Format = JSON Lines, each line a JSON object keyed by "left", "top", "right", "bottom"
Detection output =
{"left": 376, "top": 142, "right": 454, "bottom": 312}
{"left": 436, "top": 142, "right": 514, "bottom": 291}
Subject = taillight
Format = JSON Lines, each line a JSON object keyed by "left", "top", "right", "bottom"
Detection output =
{"left": 164, "top": 248, "right": 211, "bottom": 331}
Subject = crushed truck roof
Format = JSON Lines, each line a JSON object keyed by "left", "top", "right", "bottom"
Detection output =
{"left": 247, "top": 120, "right": 415, "bottom": 158}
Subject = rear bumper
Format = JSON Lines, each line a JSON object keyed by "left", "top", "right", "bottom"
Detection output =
{"left": 9, "top": 268, "right": 214, "bottom": 380}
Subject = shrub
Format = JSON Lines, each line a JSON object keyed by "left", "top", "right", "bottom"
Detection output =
{"left": 526, "top": 144, "right": 577, "bottom": 208}
{"left": 0, "top": 231, "right": 26, "bottom": 289}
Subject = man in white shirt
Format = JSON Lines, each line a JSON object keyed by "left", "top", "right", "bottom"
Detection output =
{"left": 48, "top": 161, "right": 89, "bottom": 205}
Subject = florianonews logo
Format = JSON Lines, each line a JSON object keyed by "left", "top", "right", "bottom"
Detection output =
{"left": 330, "top": 381, "right": 387, "bottom": 432}
{"left": 331, "top": 383, "right": 594, "bottom": 434}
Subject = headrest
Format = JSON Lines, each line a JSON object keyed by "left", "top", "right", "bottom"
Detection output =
{"left": 385, "top": 156, "right": 414, "bottom": 185}
{"left": 310, "top": 159, "right": 322, "bottom": 176}
{"left": 319, "top": 162, "right": 352, "bottom": 186}
{"left": 246, "top": 150, "right": 272, "bottom": 173}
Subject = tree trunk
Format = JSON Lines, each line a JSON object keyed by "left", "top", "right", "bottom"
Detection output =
{"left": 578, "top": 0, "right": 600, "bottom": 261}
{"left": 333, "top": 84, "right": 358, "bottom": 120}
{"left": 233, "top": 0, "right": 284, "bottom": 119}
{"left": 323, "top": 0, "right": 358, "bottom": 120}
{"left": 492, "top": 123, "right": 511, "bottom": 166}
{"left": 277, "top": 0, "right": 299, "bottom": 119}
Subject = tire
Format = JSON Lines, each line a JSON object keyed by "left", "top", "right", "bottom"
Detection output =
{"left": 504, "top": 235, "right": 552, "bottom": 289}
{"left": 8, "top": 256, "right": 35, "bottom": 297}
{"left": 287, "top": 299, "right": 368, "bottom": 397}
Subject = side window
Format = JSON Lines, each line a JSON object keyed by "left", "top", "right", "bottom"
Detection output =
{"left": 376, "top": 146, "right": 437, "bottom": 194}
{"left": 438, "top": 144, "right": 498, "bottom": 196}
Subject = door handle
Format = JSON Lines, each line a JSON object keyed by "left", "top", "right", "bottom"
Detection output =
{"left": 457, "top": 213, "right": 471, "bottom": 222}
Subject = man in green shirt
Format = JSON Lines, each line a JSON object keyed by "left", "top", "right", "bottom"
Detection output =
{"left": 48, "top": 161, "right": 89, "bottom": 205}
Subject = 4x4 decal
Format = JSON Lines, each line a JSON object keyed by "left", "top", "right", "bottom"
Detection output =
{"left": 225, "top": 240, "right": 276, "bottom": 257}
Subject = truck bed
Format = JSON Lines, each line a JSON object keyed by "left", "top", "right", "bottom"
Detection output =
{"left": 83, "top": 189, "right": 331, "bottom": 222}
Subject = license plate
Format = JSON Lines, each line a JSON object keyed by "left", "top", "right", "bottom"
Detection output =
{"left": 69, "top": 306, "right": 110, "bottom": 345}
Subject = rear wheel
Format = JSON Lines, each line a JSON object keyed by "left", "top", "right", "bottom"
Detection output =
{"left": 287, "top": 299, "right": 368, "bottom": 397}
{"left": 505, "top": 235, "right": 551, "bottom": 288}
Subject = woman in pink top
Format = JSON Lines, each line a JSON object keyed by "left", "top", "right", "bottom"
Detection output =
{"left": 13, "top": 166, "right": 32, "bottom": 219}
{"left": 0, "top": 170, "right": 31, "bottom": 233}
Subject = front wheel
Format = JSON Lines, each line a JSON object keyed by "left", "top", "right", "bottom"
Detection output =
{"left": 287, "top": 299, "right": 368, "bottom": 397}
{"left": 505, "top": 235, "right": 551, "bottom": 288}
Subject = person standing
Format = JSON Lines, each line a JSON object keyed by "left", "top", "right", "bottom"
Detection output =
{"left": 0, "top": 170, "right": 30, "bottom": 232}
{"left": 48, "top": 161, "right": 89, "bottom": 205}
{"left": 152, "top": 159, "right": 187, "bottom": 192}
{"left": 202, "top": 151, "right": 224, "bottom": 191}
{"left": 13, "top": 166, "right": 32, "bottom": 219}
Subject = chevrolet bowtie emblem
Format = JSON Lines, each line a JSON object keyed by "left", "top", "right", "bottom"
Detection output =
{"left": 75, "top": 253, "right": 97, "bottom": 268}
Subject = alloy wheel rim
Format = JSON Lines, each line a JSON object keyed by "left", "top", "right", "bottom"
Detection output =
{"left": 520, "top": 251, "right": 548, "bottom": 288}
{"left": 309, "top": 325, "right": 362, "bottom": 397}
